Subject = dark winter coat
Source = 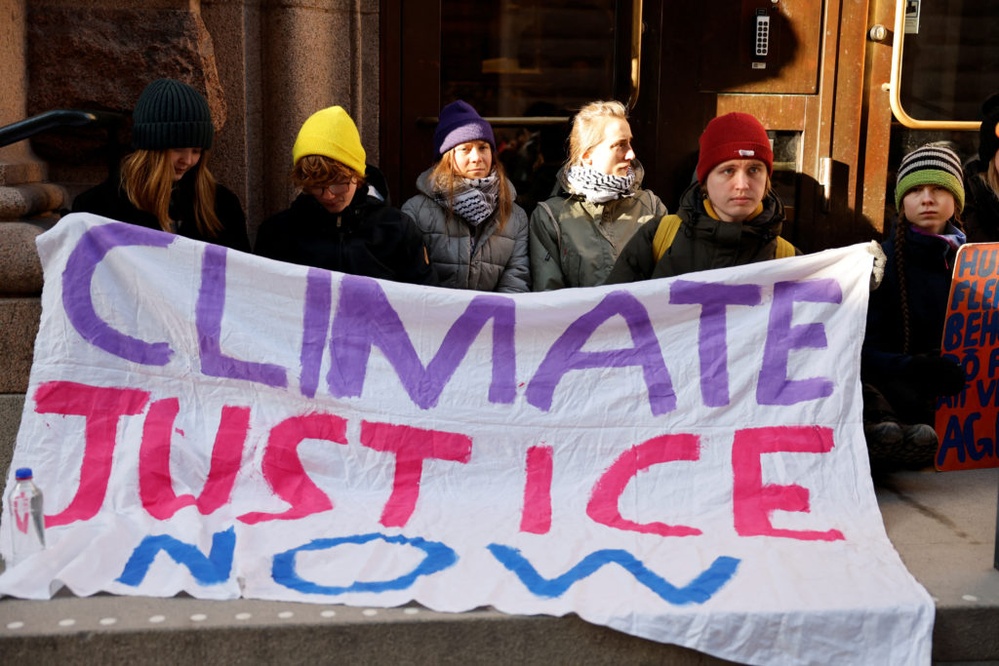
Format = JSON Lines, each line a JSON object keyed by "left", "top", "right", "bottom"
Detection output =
{"left": 254, "top": 176, "right": 437, "bottom": 286}
{"left": 401, "top": 169, "right": 529, "bottom": 293}
{"left": 862, "top": 221, "right": 964, "bottom": 379}
{"left": 72, "top": 171, "right": 250, "bottom": 252}
{"left": 961, "top": 159, "right": 999, "bottom": 243}
{"left": 604, "top": 181, "right": 796, "bottom": 283}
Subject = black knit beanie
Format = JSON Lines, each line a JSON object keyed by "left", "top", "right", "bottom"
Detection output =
{"left": 131, "top": 78, "right": 214, "bottom": 151}
{"left": 978, "top": 92, "right": 999, "bottom": 166}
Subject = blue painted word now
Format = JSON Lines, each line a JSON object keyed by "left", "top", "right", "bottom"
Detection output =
{"left": 117, "top": 530, "right": 740, "bottom": 606}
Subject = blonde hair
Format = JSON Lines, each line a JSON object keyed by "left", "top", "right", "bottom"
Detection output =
{"left": 292, "top": 154, "right": 366, "bottom": 190}
{"left": 430, "top": 149, "right": 513, "bottom": 231}
{"left": 566, "top": 100, "right": 629, "bottom": 168}
{"left": 120, "top": 149, "right": 221, "bottom": 237}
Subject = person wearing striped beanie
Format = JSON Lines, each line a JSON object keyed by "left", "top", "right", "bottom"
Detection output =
{"left": 73, "top": 78, "right": 250, "bottom": 251}
{"left": 861, "top": 143, "right": 967, "bottom": 472}
{"left": 962, "top": 92, "right": 999, "bottom": 242}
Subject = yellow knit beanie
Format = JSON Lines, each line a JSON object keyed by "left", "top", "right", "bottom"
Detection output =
{"left": 292, "top": 106, "right": 367, "bottom": 175}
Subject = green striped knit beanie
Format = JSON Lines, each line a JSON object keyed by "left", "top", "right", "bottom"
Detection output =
{"left": 895, "top": 143, "right": 965, "bottom": 213}
{"left": 132, "top": 79, "right": 214, "bottom": 151}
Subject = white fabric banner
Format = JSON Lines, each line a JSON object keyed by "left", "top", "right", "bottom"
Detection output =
{"left": 1, "top": 214, "right": 932, "bottom": 665}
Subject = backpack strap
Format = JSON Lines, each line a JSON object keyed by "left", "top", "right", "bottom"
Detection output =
{"left": 654, "top": 212, "right": 796, "bottom": 261}
{"left": 652, "top": 215, "right": 683, "bottom": 262}
{"left": 537, "top": 200, "right": 560, "bottom": 247}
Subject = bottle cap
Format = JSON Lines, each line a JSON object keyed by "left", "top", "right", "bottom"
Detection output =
{"left": 14, "top": 468, "right": 33, "bottom": 480}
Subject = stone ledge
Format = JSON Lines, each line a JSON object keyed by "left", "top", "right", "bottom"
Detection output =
{"left": 0, "top": 183, "right": 66, "bottom": 220}
{"left": 0, "top": 224, "right": 43, "bottom": 295}
{"left": 0, "top": 297, "right": 40, "bottom": 392}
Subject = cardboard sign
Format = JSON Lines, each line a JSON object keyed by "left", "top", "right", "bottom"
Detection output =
{"left": 936, "top": 242, "right": 999, "bottom": 471}
{"left": 0, "top": 215, "right": 933, "bottom": 666}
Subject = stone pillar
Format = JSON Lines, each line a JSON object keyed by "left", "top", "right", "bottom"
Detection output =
{"left": 259, "top": 0, "right": 381, "bottom": 227}
{"left": 0, "top": 0, "right": 47, "bottom": 299}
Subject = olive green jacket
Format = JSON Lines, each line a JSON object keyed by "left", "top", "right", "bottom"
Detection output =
{"left": 528, "top": 161, "right": 666, "bottom": 290}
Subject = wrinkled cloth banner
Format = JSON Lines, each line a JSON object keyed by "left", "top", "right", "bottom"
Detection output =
{"left": 1, "top": 214, "right": 932, "bottom": 665}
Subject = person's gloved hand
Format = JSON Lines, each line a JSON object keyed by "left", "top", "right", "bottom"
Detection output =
{"left": 902, "top": 353, "right": 966, "bottom": 396}
{"left": 868, "top": 241, "right": 886, "bottom": 290}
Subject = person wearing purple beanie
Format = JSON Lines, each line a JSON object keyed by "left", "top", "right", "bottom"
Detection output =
{"left": 401, "top": 100, "right": 529, "bottom": 293}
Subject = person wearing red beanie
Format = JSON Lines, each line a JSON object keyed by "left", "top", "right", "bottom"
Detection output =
{"left": 605, "top": 112, "right": 796, "bottom": 283}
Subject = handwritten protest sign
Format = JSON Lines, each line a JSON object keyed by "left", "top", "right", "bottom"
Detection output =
{"left": 936, "top": 242, "right": 999, "bottom": 471}
{"left": 0, "top": 215, "right": 932, "bottom": 665}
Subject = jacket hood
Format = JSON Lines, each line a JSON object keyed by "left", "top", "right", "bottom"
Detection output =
{"left": 677, "top": 180, "right": 785, "bottom": 239}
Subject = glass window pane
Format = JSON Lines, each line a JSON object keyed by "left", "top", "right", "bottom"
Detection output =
{"left": 440, "top": 0, "right": 618, "bottom": 117}
{"left": 900, "top": 0, "right": 999, "bottom": 121}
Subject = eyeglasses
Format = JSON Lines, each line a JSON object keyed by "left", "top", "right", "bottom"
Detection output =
{"left": 306, "top": 180, "right": 353, "bottom": 197}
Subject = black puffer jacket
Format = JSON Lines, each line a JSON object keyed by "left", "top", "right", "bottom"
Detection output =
{"left": 962, "top": 159, "right": 999, "bottom": 243}
{"left": 604, "top": 181, "right": 795, "bottom": 283}
{"left": 254, "top": 168, "right": 437, "bottom": 286}
{"left": 73, "top": 170, "right": 250, "bottom": 252}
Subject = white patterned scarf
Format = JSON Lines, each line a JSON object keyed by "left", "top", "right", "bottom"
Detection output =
{"left": 566, "top": 165, "right": 636, "bottom": 204}
{"left": 437, "top": 173, "right": 499, "bottom": 226}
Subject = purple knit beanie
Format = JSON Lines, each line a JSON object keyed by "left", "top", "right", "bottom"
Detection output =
{"left": 433, "top": 100, "right": 495, "bottom": 156}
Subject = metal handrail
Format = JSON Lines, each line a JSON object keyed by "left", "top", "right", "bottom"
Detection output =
{"left": 0, "top": 109, "right": 125, "bottom": 148}
{"left": 626, "top": 0, "right": 643, "bottom": 110}
{"left": 887, "top": 0, "right": 979, "bottom": 131}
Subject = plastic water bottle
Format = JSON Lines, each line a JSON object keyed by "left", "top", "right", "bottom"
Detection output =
{"left": 8, "top": 467, "right": 45, "bottom": 566}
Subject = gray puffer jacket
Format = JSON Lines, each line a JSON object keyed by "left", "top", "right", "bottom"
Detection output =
{"left": 528, "top": 160, "right": 667, "bottom": 290}
{"left": 402, "top": 169, "right": 530, "bottom": 293}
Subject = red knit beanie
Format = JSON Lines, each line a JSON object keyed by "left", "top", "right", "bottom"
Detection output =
{"left": 696, "top": 112, "right": 773, "bottom": 184}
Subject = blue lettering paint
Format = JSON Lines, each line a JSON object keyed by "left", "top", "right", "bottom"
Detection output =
{"left": 527, "top": 290, "right": 675, "bottom": 415}
{"left": 272, "top": 533, "right": 457, "bottom": 595}
{"left": 117, "top": 526, "right": 235, "bottom": 586}
{"left": 758, "top": 280, "right": 839, "bottom": 405}
{"left": 328, "top": 276, "right": 516, "bottom": 409}
{"left": 487, "top": 543, "right": 739, "bottom": 605}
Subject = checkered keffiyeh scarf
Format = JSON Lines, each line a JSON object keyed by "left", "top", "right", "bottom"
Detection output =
{"left": 566, "top": 165, "right": 636, "bottom": 203}
{"left": 437, "top": 173, "right": 499, "bottom": 226}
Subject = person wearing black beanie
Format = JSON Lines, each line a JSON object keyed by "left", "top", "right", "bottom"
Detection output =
{"left": 961, "top": 92, "right": 999, "bottom": 243}
{"left": 73, "top": 78, "right": 250, "bottom": 252}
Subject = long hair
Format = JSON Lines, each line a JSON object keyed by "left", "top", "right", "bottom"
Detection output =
{"left": 565, "top": 100, "right": 628, "bottom": 169}
{"left": 430, "top": 149, "right": 513, "bottom": 231}
{"left": 892, "top": 200, "right": 963, "bottom": 354}
{"left": 120, "top": 149, "right": 222, "bottom": 237}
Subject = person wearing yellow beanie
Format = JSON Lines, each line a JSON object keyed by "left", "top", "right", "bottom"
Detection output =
{"left": 255, "top": 106, "right": 437, "bottom": 285}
